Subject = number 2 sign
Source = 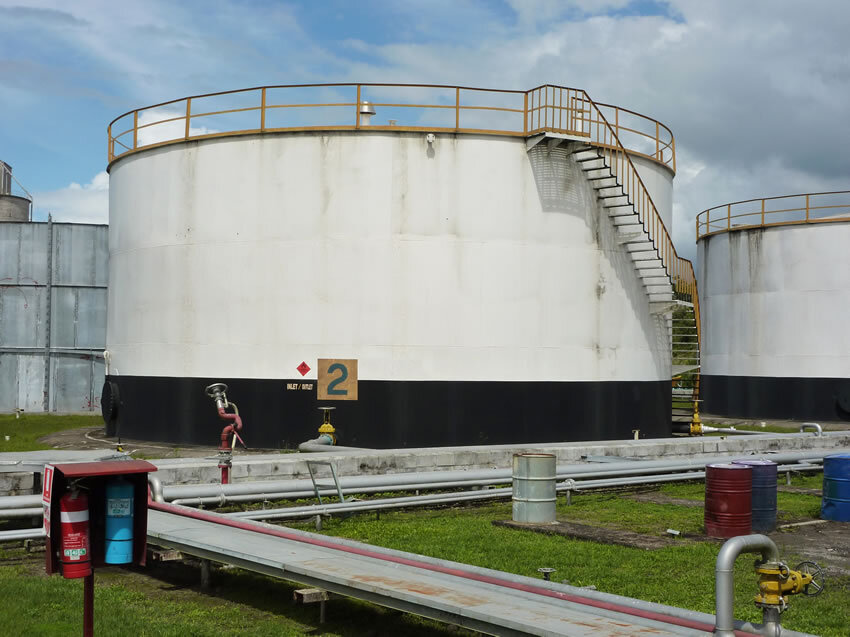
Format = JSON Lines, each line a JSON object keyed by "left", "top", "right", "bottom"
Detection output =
{"left": 317, "top": 359, "right": 358, "bottom": 401}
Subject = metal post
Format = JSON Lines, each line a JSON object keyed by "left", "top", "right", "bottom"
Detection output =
{"left": 132, "top": 111, "right": 138, "bottom": 150}
{"left": 523, "top": 92, "right": 528, "bottom": 134}
{"left": 184, "top": 98, "right": 192, "bottom": 139}
{"left": 455, "top": 87, "right": 460, "bottom": 130}
{"left": 200, "top": 559, "right": 211, "bottom": 589}
{"left": 655, "top": 121, "right": 660, "bottom": 159}
{"left": 260, "top": 88, "right": 266, "bottom": 131}
{"left": 84, "top": 573, "right": 94, "bottom": 637}
{"left": 42, "top": 215, "right": 54, "bottom": 412}
{"left": 355, "top": 85, "right": 361, "bottom": 128}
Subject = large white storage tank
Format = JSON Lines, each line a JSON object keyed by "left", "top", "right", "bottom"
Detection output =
{"left": 697, "top": 191, "right": 850, "bottom": 421}
{"left": 104, "top": 83, "right": 685, "bottom": 448}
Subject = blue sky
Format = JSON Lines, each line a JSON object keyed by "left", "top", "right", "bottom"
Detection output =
{"left": 1, "top": 0, "right": 848, "bottom": 258}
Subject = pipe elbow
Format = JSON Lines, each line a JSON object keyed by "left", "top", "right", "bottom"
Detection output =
{"left": 800, "top": 422, "right": 823, "bottom": 436}
{"left": 148, "top": 475, "right": 165, "bottom": 503}
{"left": 298, "top": 435, "right": 335, "bottom": 452}
{"left": 716, "top": 534, "right": 779, "bottom": 572}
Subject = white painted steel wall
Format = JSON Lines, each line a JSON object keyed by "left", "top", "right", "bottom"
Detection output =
{"left": 699, "top": 224, "right": 850, "bottom": 378}
{"left": 631, "top": 155, "right": 674, "bottom": 234}
{"left": 107, "top": 132, "right": 670, "bottom": 384}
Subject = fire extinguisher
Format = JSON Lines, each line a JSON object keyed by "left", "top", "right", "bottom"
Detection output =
{"left": 59, "top": 488, "right": 91, "bottom": 579}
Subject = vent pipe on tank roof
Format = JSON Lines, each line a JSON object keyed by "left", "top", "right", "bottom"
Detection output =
{"left": 359, "top": 101, "right": 376, "bottom": 126}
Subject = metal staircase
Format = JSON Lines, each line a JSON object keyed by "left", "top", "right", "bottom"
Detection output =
{"left": 568, "top": 142, "right": 702, "bottom": 431}
{"left": 569, "top": 143, "right": 673, "bottom": 305}
{"left": 524, "top": 86, "right": 702, "bottom": 434}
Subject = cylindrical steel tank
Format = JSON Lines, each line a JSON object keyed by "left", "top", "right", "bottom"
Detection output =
{"left": 0, "top": 161, "right": 30, "bottom": 222}
{"left": 733, "top": 459, "right": 777, "bottom": 533}
{"left": 822, "top": 453, "right": 850, "bottom": 522}
{"left": 104, "top": 85, "right": 676, "bottom": 448}
{"left": 698, "top": 192, "right": 850, "bottom": 422}
{"left": 0, "top": 195, "right": 30, "bottom": 221}
{"left": 705, "top": 463, "right": 752, "bottom": 538}
{"left": 512, "top": 453, "right": 556, "bottom": 523}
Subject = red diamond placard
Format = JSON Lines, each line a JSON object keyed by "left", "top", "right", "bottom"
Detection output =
{"left": 297, "top": 361, "right": 311, "bottom": 376}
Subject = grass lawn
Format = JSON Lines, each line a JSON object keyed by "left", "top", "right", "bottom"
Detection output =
{"left": 0, "top": 548, "right": 466, "bottom": 636}
{"left": 0, "top": 413, "right": 102, "bottom": 452}
{"left": 1, "top": 414, "right": 845, "bottom": 635}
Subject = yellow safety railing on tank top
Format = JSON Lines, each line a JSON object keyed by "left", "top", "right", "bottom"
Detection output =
{"left": 696, "top": 191, "right": 850, "bottom": 241}
{"left": 107, "top": 83, "right": 676, "bottom": 171}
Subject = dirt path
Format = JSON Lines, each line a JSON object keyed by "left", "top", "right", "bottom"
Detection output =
{"left": 39, "top": 426, "right": 275, "bottom": 460}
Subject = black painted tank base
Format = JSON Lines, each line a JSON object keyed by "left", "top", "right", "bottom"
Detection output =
{"left": 702, "top": 375, "right": 850, "bottom": 422}
{"left": 103, "top": 375, "right": 671, "bottom": 449}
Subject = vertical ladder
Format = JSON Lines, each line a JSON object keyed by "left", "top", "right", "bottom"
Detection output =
{"left": 671, "top": 299, "right": 701, "bottom": 434}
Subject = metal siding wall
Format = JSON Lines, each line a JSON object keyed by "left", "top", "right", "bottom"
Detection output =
{"left": 0, "top": 287, "right": 46, "bottom": 346}
{"left": 50, "top": 354, "right": 102, "bottom": 412}
{"left": 0, "top": 221, "right": 107, "bottom": 412}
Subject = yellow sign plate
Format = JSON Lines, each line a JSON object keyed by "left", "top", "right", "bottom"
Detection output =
{"left": 317, "top": 359, "right": 358, "bottom": 401}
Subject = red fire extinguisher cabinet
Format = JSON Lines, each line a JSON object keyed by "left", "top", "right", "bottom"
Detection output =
{"left": 44, "top": 460, "right": 157, "bottom": 575}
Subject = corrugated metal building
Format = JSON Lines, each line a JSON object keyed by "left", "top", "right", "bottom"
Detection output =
{"left": 0, "top": 219, "right": 107, "bottom": 412}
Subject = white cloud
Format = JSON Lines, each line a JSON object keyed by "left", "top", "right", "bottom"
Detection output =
{"left": 135, "top": 109, "right": 218, "bottom": 147}
{"left": 8, "top": 0, "right": 850, "bottom": 267}
{"left": 33, "top": 171, "right": 108, "bottom": 224}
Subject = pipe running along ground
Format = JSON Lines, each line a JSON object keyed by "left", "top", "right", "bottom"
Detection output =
{"left": 160, "top": 450, "right": 829, "bottom": 502}
{"left": 0, "top": 459, "right": 823, "bottom": 515}
{"left": 148, "top": 499, "right": 767, "bottom": 636}
{"left": 172, "top": 463, "right": 822, "bottom": 508}
{"left": 225, "top": 462, "right": 820, "bottom": 521}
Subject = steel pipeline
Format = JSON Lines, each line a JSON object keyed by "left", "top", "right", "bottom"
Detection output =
{"left": 0, "top": 527, "right": 45, "bottom": 542}
{"left": 0, "top": 459, "right": 822, "bottom": 514}
{"left": 226, "top": 462, "right": 820, "bottom": 521}
{"left": 149, "top": 500, "right": 736, "bottom": 634}
{"left": 714, "top": 535, "right": 780, "bottom": 637}
{"left": 162, "top": 451, "right": 827, "bottom": 503}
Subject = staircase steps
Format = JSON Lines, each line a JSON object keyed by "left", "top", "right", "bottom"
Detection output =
{"left": 533, "top": 135, "right": 701, "bottom": 435}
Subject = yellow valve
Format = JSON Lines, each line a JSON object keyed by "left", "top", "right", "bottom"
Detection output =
{"left": 317, "top": 406, "right": 337, "bottom": 444}
{"left": 754, "top": 562, "right": 818, "bottom": 609}
{"left": 690, "top": 408, "right": 703, "bottom": 436}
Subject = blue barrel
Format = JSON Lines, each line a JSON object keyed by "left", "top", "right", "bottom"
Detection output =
{"left": 822, "top": 453, "right": 850, "bottom": 522}
{"left": 733, "top": 459, "right": 777, "bottom": 533}
{"left": 105, "top": 478, "right": 134, "bottom": 564}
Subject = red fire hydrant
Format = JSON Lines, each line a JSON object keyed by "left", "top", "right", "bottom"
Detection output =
{"left": 204, "top": 383, "right": 244, "bottom": 484}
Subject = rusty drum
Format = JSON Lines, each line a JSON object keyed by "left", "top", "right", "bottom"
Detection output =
{"left": 705, "top": 463, "right": 752, "bottom": 538}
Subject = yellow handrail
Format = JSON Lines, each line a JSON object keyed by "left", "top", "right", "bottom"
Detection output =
{"left": 106, "top": 82, "right": 676, "bottom": 172}
{"left": 696, "top": 191, "right": 850, "bottom": 241}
